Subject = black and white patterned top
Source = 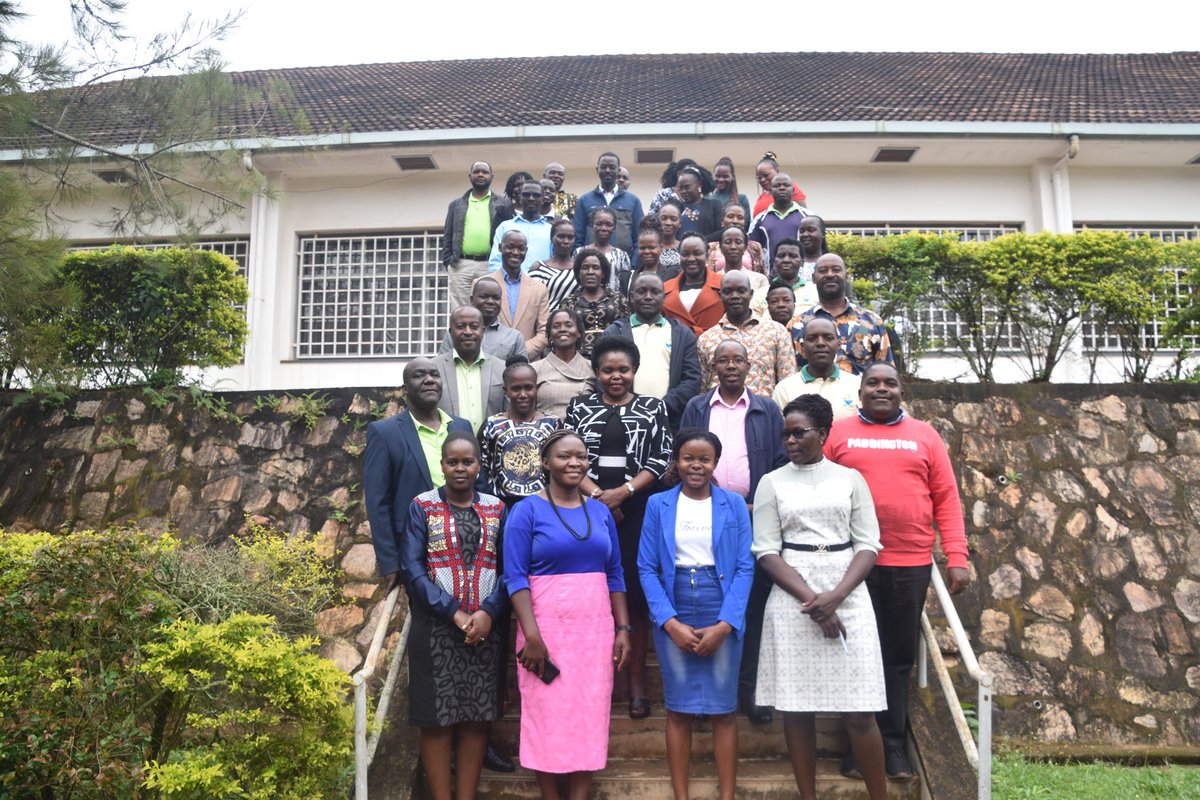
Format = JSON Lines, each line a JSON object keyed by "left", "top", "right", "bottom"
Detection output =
{"left": 565, "top": 393, "right": 673, "bottom": 482}
{"left": 528, "top": 260, "right": 578, "bottom": 311}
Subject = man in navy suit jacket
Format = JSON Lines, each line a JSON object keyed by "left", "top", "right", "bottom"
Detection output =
{"left": 363, "top": 356, "right": 474, "bottom": 592}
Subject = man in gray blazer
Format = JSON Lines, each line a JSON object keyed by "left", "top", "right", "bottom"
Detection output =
{"left": 431, "top": 305, "right": 507, "bottom": 434}
{"left": 604, "top": 272, "right": 700, "bottom": 429}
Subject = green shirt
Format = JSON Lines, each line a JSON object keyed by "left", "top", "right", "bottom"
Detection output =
{"left": 454, "top": 351, "right": 486, "bottom": 433}
{"left": 462, "top": 192, "right": 493, "bottom": 256}
{"left": 414, "top": 408, "right": 454, "bottom": 488}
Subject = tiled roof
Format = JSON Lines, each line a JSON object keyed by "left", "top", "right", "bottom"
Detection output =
{"left": 18, "top": 51, "right": 1200, "bottom": 148}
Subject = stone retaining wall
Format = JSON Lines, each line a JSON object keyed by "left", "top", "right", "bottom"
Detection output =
{"left": 1, "top": 383, "right": 1197, "bottom": 746}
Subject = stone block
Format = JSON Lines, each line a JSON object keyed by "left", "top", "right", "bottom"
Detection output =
{"left": 1023, "top": 622, "right": 1072, "bottom": 660}
{"left": 1122, "top": 582, "right": 1163, "bottom": 613}
{"left": 1127, "top": 463, "right": 1179, "bottom": 526}
{"left": 261, "top": 456, "right": 306, "bottom": 484}
{"left": 134, "top": 423, "right": 170, "bottom": 452}
{"left": 125, "top": 398, "right": 146, "bottom": 420}
{"left": 1038, "top": 703, "right": 1077, "bottom": 742}
{"left": 1018, "top": 492, "right": 1059, "bottom": 546}
{"left": 978, "top": 650, "right": 1053, "bottom": 695}
{"left": 85, "top": 449, "right": 121, "bottom": 485}
{"left": 343, "top": 582, "right": 379, "bottom": 600}
{"left": 114, "top": 458, "right": 148, "bottom": 483}
{"left": 1076, "top": 415, "right": 1102, "bottom": 440}
{"left": 1093, "top": 544, "right": 1129, "bottom": 579}
{"left": 1187, "top": 666, "right": 1200, "bottom": 691}
{"left": 979, "top": 609, "right": 1009, "bottom": 649}
{"left": 1046, "top": 470, "right": 1088, "bottom": 504}
{"left": 1129, "top": 534, "right": 1166, "bottom": 581}
{"left": 320, "top": 638, "right": 362, "bottom": 673}
{"left": 1015, "top": 547, "right": 1044, "bottom": 579}
{"left": 356, "top": 599, "right": 395, "bottom": 649}
{"left": 1173, "top": 578, "right": 1200, "bottom": 623}
{"left": 988, "top": 564, "right": 1022, "bottom": 600}
{"left": 1027, "top": 586, "right": 1074, "bottom": 621}
{"left": 1081, "top": 467, "right": 1110, "bottom": 499}
{"left": 342, "top": 543, "right": 377, "bottom": 581}
{"left": 77, "top": 491, "right": 110, "bottom": 524}
{"left": 192, "top": 441, "right": 239, "bottom": 467}
{"left": 1137, "top": 433, "right": 1161, "bottom": 454}
{"left": 200, "top": 475, "right": 243, "bottom": 503}
{"left": 315, "top": 519, "right": 341, "bottom": 559}
{"left": 1030, "top": 433, "right": 1057, "bottom": 464}
{"left": 46, "top": 427, "right": 94, "bottom": 451}
{"left": 316, "top": 604, "right": 365, "bottom": 637}
{"left": 1160, "top": 610, "right": 1192, "bottom": 655}
{"left": 1095, "top": 505, "right": 1129, "bottom": 541}
{"left": 242, "top": 484, "right": 272, "bottom": 515}
{"left": 168, "top": 485, "right": 192, "bottom": 517}
{"left": 1117, "top": 677, "right": 1198, "bottom": 711}
{"left": 1133, "top": 714, "right": 1158, "bottom": 729}
{"left": 239, "top": 422, "right": 286, "bottom": 450}
{"left": 1063, "top": 509, "right": 1090, "bottom": 539}
{"left": 1081, "top": 395, "right": 1128, "bottom": 423}
{"left": 302, "top": 415, "right": 340, "bottom": 447}
{"left": 1079, "top": 612, "right": 1105, "bottom": 656}
{"left": 278, "top": 489, "right": 301, "bottom": 512}
{"left": 1176, "top": 429, "right": 1200, "bottom": 454}
{"left": 74, "top": 400, "right": 101, "bottom": 418}
{"left": 1115, "top": 614, "right": 1166, "bottom": 677}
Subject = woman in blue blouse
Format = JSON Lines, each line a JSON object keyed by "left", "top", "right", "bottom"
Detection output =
{"left": 638, "top": 428, "right": 754, "bottom": 800}
{"left": 566, "top": 334, "right": 673, "bottom": 719}
{"left": 399, "top": 431, "right": 507, "bottom": 800}
{"left": 503, "top": 428, "right": 631, "bottom": 799}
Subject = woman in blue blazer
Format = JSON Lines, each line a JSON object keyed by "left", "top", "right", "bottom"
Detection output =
{"left": 638, "top": 428, "right": 755, "bottom": 800}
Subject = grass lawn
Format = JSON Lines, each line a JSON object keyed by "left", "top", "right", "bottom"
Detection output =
{"left": 994, "top": 754, "right": 1200, "bottom": 799}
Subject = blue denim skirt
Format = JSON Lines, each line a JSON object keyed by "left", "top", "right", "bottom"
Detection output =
{"left": 652, "top": 566, "right": 743, "bottom": 714}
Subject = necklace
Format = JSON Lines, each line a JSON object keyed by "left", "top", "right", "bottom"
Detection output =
{"left": 546, "top": 490, "right": 592, "bottom": 541}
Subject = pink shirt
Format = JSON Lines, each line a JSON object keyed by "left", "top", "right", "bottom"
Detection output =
{"left": 708, "top": 390, "right": 751, "bottom": 498}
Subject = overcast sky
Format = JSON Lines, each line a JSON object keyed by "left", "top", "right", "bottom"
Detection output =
{"left": 10, "top": 0, "right": 1200, "bottom": 75}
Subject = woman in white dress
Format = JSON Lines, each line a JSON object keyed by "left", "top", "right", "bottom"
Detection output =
{"left": 751, "top": 394, "right": 888, "bottom": 800}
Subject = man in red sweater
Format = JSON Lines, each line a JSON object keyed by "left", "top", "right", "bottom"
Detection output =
{"left": 824, "top": 363, "right": 970, "bottom": 781}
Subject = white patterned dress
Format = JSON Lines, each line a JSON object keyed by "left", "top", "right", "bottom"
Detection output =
{"left": 751, "top": 458, "right": 887, "bottom": 713}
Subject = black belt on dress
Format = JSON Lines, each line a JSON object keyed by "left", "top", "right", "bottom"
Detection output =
{"left": 782, "top": 541, "right": 853, "bottom": 553}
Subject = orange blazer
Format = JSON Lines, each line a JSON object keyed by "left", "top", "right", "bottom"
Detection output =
{"left": 662, "top": 269, "right": 725, "bottom": 338}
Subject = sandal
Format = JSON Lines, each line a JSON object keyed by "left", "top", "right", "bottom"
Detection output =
{"left": 628, "top": 697, "right": 651, "bottom": 719}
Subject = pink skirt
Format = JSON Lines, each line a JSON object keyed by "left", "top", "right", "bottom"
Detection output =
{"left": 516, "top": 572, "right": 615, "bottom": 773}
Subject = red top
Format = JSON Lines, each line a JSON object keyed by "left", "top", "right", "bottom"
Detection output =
{"left": 824, "top": 414, "right": 968, "bottom": 569}
{"left": 752, "top": 182, "right": 808, "bottom": 216}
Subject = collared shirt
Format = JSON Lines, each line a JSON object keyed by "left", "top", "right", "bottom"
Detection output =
{"left": 747, "top": 202, "right": 809, "bottom": 269}
{"left": 629, "top": 313, "right": 672, "bottom": 401}
{"left": 697, "top": 315, "right": 797, "bottom": 397}
{"left": 462, "top": 191, "right": 493, "bottom": 256}
{"left": 772, "top": 364, "right": 860, "bottom": 419}
{"left": 792, "top": 301, "right": 893, "bottom": 375}
{"left": 439, "top": 320, "right": 527, "bottom": 363}
{"left": 502, "top": 269, "right": 522, "bottom": 319}
{"left": 489, "top": 215, "right": 553, "bottom": 271}
{"left": 414, "top": 408, "right": 454, "bottom": 488}
{"left": 453, "top": 351, "right": 486, "bottom": 432}
{"left": 708, "top": 389, "right": 751, "bottom": 498}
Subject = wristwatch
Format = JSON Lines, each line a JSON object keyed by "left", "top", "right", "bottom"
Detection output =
{"left": 624, "top": 481, "right": 636, "bottom": 495}
{"left": 590, "top": 487, "right": 603, "bottom": 499}
{"left": 615, "top": 624, "right": 633, "bottom": 632}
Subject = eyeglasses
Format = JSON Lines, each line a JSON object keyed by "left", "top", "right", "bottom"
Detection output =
{"left": 783, "top": 427, "right": 820, "bottom": 440}
{"left": 713, "top": 356, "right": 749, "bottom": 366}
{"left": 520, "top": 191, "right": 544, "bottom": 198}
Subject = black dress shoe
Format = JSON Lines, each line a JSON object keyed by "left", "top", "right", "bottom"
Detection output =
{"left": 884, "top": 744, "right": 916, "bottom": 782}
{"left": 748, "top": 704, "right": 773, "bottom": 725}
{"left": 840, "top": 750, "right": 863, "bottom": 780}
{"left": 482, "top": 741, "right": 515, "bottom": 772}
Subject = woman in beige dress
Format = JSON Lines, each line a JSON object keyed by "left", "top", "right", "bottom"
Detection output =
{"left": 531, "top": 308, "right": 594, "bottom": 420}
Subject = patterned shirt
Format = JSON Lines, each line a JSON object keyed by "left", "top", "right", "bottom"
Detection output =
{"left": 791, "top": 301, "right": 893, "bottom": 375}
{"left": 553, "top": 190, "right": 578, "bottom": 222}
{"left": 565, "top": 393, "right": 673, "bottom": 482}
{"left": 478, "top": 414, "right": 562, "bottom": 499}
{"left": 697, "top": 315, "right": 797, "bottom": 398}
{"left": 560, "top": 288, "right": 629, "bottom": 359}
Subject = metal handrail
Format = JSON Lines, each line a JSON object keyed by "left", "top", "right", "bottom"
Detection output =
{"left": 917, "top": 566, "right": 993, "bottom": 799}
{"left": 351, "top": 586, "right": 410, "bottom": 799}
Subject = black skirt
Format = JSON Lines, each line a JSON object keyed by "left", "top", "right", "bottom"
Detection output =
{"left": 407, "top": 603, "right": 503, "bottom": 727}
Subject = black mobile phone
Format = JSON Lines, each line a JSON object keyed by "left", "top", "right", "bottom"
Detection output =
{"left": 517, "top": 648, "right": 561, "bottom": 684}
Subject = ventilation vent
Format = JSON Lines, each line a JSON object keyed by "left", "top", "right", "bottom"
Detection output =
{"left": 635, "top": 149, "right": 674, "bottom": 164}
{"left": 393, "top": 155, "right": 437, "bottom": 170}
{"left": 872, "top": 147, "right": 918, "bottom": 163}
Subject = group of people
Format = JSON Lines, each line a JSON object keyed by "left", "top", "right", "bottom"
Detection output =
{"left": 365, "top": 153, "right": 970, "bottom": 800}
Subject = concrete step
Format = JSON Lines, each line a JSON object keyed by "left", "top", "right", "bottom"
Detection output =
{"left": 475, "top": 756, "right": 922, "bottom": 799}
{"left": 492, "top": 705, "right": 850, "bottom": 759}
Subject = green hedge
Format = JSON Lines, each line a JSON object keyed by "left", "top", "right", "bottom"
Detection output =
{"left": 828, "top": 230, "right": 1200, "bottom": 383}
{"left": 0, "top": 525, "right": 351, "bottom": 799}
{"left": 58, "top": 246, "right": 249, "bottom": 387}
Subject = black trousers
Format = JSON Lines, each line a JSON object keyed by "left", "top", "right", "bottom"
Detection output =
{"left": 737, "top": 561, "right": 773, "bottom": 702}
{"left": 866, "top": 563, "right": 932, "bottom": 748}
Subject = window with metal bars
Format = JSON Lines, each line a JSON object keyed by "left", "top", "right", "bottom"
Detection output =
{"left": 1075, "top": 226, "right": 1200, "bottom": 353}
{"left": 293, "top": 231, "right": 448, "bottom": 359}
{"left": 68, "top": 237, "right": 250, "bottom": 278}
{"left": 829, "top": 224, "right": 1023, "bottom": 352}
